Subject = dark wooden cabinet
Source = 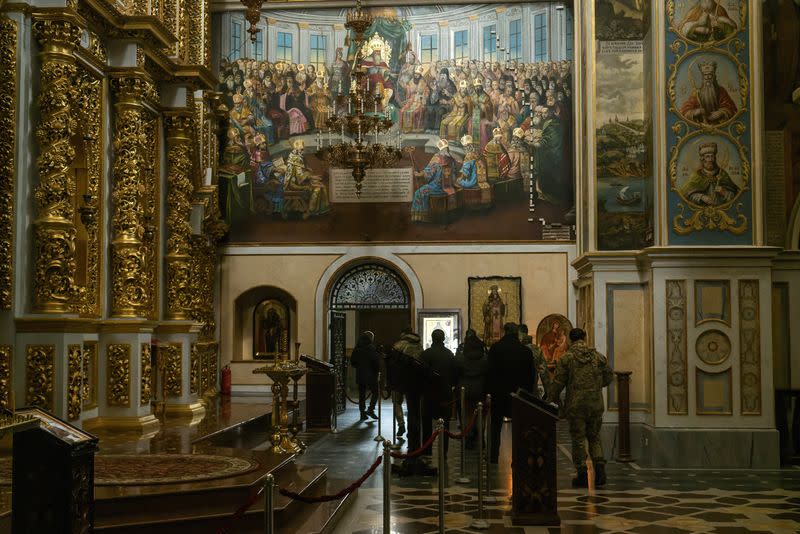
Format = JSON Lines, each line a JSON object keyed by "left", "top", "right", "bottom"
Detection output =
{"left": 12, "top": 407, "right": 98, "bottom": 534}
{"left": 510, "top": 389, "right": 560, "bottom": 526}
{"left": 302, "top": 355, "right": 335, "bottom": 429}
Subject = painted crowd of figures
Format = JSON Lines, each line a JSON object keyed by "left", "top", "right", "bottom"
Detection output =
{"left": 218, "top": 51, "right": 574, "bottom": 222}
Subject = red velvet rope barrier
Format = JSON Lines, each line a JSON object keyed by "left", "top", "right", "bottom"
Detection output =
{"left": 215, "top": 485, "right": 264, "bottom": 534}
{"left": 390, "top": 429, "right": 441, "bottom": 459}
{"left": 444, "top": 408, "right": 479, "bottom": 440}
{"left": 279, "top": 454, "right": 384, "bottom": 504}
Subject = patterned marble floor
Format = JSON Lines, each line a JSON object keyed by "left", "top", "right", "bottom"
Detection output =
{"left": 285, "top": 401, "right": 800, "bottom": 534}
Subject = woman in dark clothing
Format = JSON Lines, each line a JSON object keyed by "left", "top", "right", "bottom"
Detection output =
{"left": 350, "top": 332, "right": 379, "bottom": 421}
{"left": 456, "top": 329, "right": 489, "bottom": 446}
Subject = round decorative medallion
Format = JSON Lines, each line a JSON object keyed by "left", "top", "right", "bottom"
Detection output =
{"left": 695, "top": 329, "right": 732, "bottom": 365}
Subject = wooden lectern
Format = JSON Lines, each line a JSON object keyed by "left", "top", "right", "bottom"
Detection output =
{"left": 12, "top": 407, "right": 99, "bottom": 534}
{"left": 510, "top": 389, "right": 560, "bottom": 526}
{"left": 301, "top": 355, "right": 336, "bottom": 429}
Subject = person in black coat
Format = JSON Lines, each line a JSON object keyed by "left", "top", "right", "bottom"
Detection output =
{"left": 455, "top": 329, "right": 488, "bottom": 447}
{"left": 421, "top": 329, "right": 462, "bottom": 455}
{"left": 350, "top": 332, "right": 379, "bottom": 421}
{"left": 486, "top": 322, "right": 535, "bottom": 463}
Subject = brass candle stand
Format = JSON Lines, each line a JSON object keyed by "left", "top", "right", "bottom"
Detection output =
{"left": 253, "top": 343, "right": 307, "bottom": 454}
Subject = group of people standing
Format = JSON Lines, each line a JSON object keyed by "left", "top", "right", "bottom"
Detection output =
{"left": 349, "top": 321, "right": 614, "bottom": 488}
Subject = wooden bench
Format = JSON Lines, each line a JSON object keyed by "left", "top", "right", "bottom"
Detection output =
{"left": 459, "top": 183, "right": 493, "bottom": 211}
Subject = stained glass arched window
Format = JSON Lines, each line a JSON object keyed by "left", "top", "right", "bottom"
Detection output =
{"left": 330, "top": 264, "right": 410, "bottom": 310}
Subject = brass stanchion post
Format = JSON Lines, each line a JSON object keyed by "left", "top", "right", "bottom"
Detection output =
{"left": 374, "top": 372, "right": 385, "bottom": 442}
{"left": 383, "top": 440, "right": 391, "bottom": 533}
{"left": 471, "top": 402, "right": 488, "bottom": 530}
{"left": 484, "top": 394, "right": 497, "bottom": 503}
{"left": 456, "top": 387, "right": 470, "bottom": 484}
{"left": 263, "top": 473, "right": 275, "bottom": 534}
{"left": 436, "top": 418, "right": 445, "bottom": 534}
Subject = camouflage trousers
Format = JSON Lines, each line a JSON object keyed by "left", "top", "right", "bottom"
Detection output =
{"left": 567, "top": 415, "right": 605, "bottom": 472}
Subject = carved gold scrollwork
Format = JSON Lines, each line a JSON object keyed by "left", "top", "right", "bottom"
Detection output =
{"left": 0, "top": 18, "right": 16, "bottom": 311}
{"left": 141, "top": 343, "right": 152, "bottom": 405}
{"left": 26, "top": 345, "right": 55, "bottom": 411}
{"left": 67, "top": 344, "right": 82, "bottom": 420}
{"left": 673, "top": 202, "right": 748, "bottom": 235}
{"left": 32, "top": 18, "right": 85, "bottom": 313}
{"left": 739, "top": 280, "right": 761, "bottom": 415}
{"left": 110, "top": 75, "right": 157, "bottom": 318}
{"left": 163, "top": 343, "right": 182, "bottom": 397}
{"left": 205, "top": 342, "right": 218, "bottom": 394}
{"left": 82, "top": 341, "right": 97, "bottom": 409}
{"left": 666, "top": 281, "right": 688, "bottom": 415}
{"left": 190, "top": 343, "right": 199, "bottom": 394}
{"left": 107, "top": 343, "right": 131, "bottom": 406}
{"left": 0, "top": 345, "right": 11, "bottom": 410}
{"left": 165, "top": 113, "right": 195, "bottom": 320}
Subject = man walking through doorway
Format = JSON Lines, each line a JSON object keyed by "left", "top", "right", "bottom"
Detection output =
{"left": 351, "top": 331, "right": 379, "bottom": 421}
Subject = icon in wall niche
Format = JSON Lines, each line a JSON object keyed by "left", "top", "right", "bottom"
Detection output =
{"left": 536, "top": 314, "right": 573, "bottom": 365}
{"left": 671, "top": 132, "right": 749, "bottom": 235}
{"left": 670, "top": 0, "right": 745, "bottom": 44}
{"left": 467, "top": 276, "right": 522, "bottom": 348}
{"left": 671, "top": 51, "right": 746, "bottom": 127}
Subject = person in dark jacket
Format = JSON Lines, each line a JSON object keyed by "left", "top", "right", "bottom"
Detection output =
{"left": 421, "top": 329, "right": 462, "bottom": 455}
{"left": 486, "top": 322, "right": 535, "bottom": 463}
{"left": 455, "top": 329, "right": 488, "bottom": 447}
{"left": 350, "top": 331, "right": 379, "bottom": 421}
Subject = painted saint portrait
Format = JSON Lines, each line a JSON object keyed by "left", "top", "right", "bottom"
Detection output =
{"left": 214, "top": 3, "right": 576, "bottom": 244}
{"left": 674, "top": 53, "right": 745, "bottom": 127}
{"left": 536, "top": 314, "right": 573, "bottom": 364}
{"left": 468, "top": 276, "right": 522, "bottom": 347}
{"left": 673, "top": 135, "right": 746, "bottom": 209}
{"left": 254, "top": 299, "right": 289, "bottom": 359}
{"left": 672, "top": 0, "right": 743, "bottom": 44}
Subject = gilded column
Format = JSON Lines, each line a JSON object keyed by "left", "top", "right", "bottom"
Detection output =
{"left": 0, "top": 345, "right": 11, "bottom": 410}
{"left": 109, "top": 75, "right": 157, "bottom": 318}
{"left": 31, "top": 18, "right": 83, "bottom": 313}
{"left": 0, "top": 16, "right": 16, "bottom": 310}
{"left": 164, "top": 113, "right": 194, "bottom": 320}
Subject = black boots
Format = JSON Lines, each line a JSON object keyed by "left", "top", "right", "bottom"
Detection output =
{"left": 595, "top": 462, "right": 607, "bottom": 487}
{"left": 571, "top": 470, "right": 589, "bottom": 488}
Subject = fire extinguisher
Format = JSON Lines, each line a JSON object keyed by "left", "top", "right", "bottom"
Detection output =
{"left": 221, "top": 365, "right": 232, "bottom": 395}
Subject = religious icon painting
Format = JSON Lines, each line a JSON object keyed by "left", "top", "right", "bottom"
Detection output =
{"left": 670, "top": 131, "right": 749, "bottom": 235}
{"left": 670, "top": 50, "right": 747, "bottom": 128}
{"left": 536, "top": 314, "right": 573, "bottom": 365}
{"left": 668, "top": 0, "right": 746, "bottom": 45}
{"left": 253, "top": 299, "right": 290, "bottom": 360}
{"left": 467, "top": 276, "right": 522, "bottom": 348}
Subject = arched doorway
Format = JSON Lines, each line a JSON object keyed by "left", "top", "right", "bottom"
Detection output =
{"left": 327, "top": 261, "right": 414, "bottom": 404}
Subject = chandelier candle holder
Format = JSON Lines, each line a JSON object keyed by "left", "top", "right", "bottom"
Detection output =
{"left": 315, "top": 0, "right": 402, "bottom": 198}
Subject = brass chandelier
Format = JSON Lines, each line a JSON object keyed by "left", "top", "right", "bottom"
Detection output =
{"left": 315, "top": 0, "right": 402, "bottom": 197}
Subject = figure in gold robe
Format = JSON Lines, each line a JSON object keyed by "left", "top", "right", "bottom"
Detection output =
{"left": 483, "top": 128, "right": 510, "bottom": 183}
{"left": 439, "top": 81, "right": 472, "bottom": 140}
{"left": 284, "top": 139, "right": 330, "bottom": 218}
{"left": 400, "top": 67, "right": 429, "bottom": 133}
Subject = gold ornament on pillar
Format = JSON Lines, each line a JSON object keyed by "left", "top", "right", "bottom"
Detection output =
{"left": 67, "top": 344, "right": 82, "bottom": 420}
{"left": 0, "top": 345, "right": 11, "bottom": 410}
{"left": 31, "top": 18, "right": 85, "bottom": 313}
{"left": 190, "top": 343, "right": 199, "bottom": 395}
{"left": 141, "top": 343, "right": 152, "bottom": 406}
{"left": 165, "top": 113, "right": 195, "bottom": 321}
{"left": 0, "top": 17, "right": 17, "bottom": 311}
{"left": 163, "top": 343, "right": 182, "bottom": 397}
{"left": 107, "top": 343, "right": 131, "bottom": 407}
{"left": 109, "top": 75, "right": 158, "bottom": 318}
{"left": 26, "top": 345, "right": 55, "bottom": 411}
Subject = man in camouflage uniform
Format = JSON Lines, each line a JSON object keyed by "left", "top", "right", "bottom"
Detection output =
{"left": 549, "top": 328, "right": 614, "bottom": 488}
{"left": 519, "top": 324, "right": 550, "bottom": 399}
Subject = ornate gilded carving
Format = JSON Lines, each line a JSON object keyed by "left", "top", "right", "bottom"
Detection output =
{"left": 165, "top": 113, "right": 195, "bottom": 320}
{"left": 666, "top": 280, "right": 688, "bottom": 415}
{"left": 32, "top": 18, "right": 84, "bottom": 313}
{"left": 163, "top": 0, "right": 178, "bottom": 43}
{"left": 205, "top": 342, "right": 218, "bottom": 394}
{"left": 0, "top": 18, "right": 16, "bottom": 310}
{"left": 72, "top": 65, "right": 104, "bottom": 317}
{"left": 142, "top": 115, "right": 160, "bottom": 320}
{"left": 739, "top": 280, "right": 761, "bottom": 415}
{"left": 190, "top": 343, "right": 199, "bottom": 394}
{"left": 0, "top": 345, "right": 11, "bottom": 410}
{"left": 67, "top": 344, "right": 82, "bottom": 420}
{"left": 82, "top": 341, "right": 97, "bottom": 409}
{"left": 107, "top": 343, "right": 131, "bottom": 407}
{"left": 110, "top": 75, "right": 156, "bottom": 318}
{"left": 163, "top": 343, "right": 182, "bottom": 397}
{"left": 141, "top": 343, "right": 152, "bottom": 405}
{"left": 26, "top": 345, "right": 55, "bottom": 411}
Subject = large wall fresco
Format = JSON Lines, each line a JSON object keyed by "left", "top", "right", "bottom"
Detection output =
{"left": 595, "top": 0, "right": 654, "bottom": 250}
{"left": 666, "top": 0, "right": 753, "bottom": 245}
{"left": 214, "top": 3, "right": 575, "bottom": 243}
